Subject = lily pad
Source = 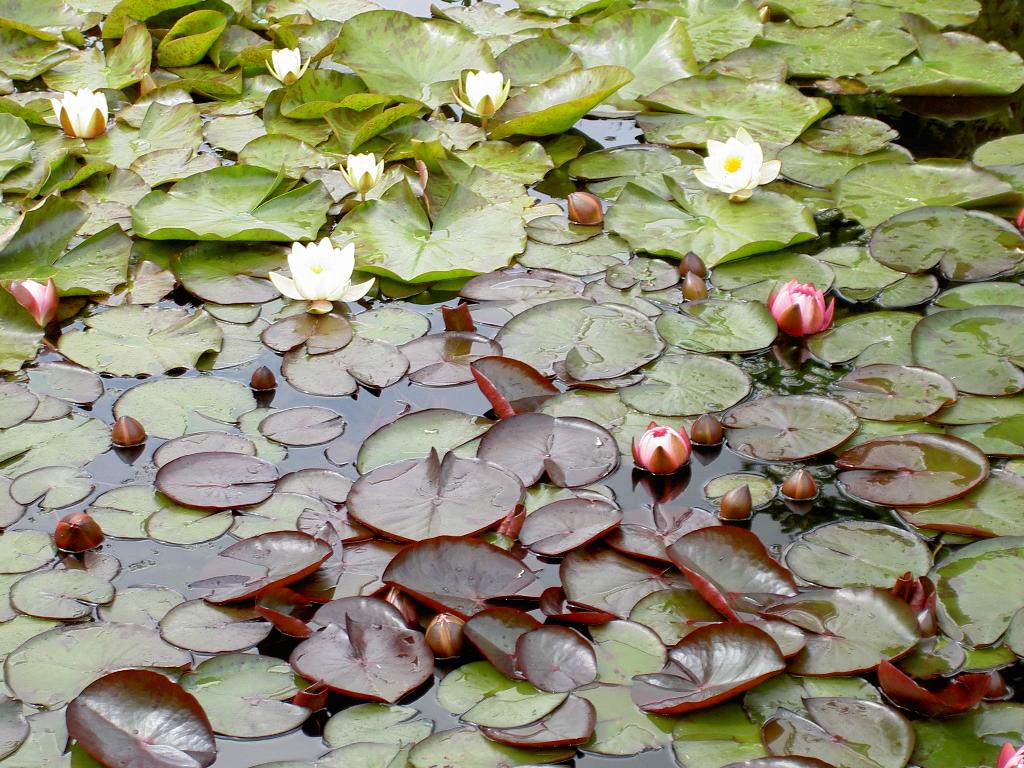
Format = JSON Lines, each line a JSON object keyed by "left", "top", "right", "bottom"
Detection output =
{"left": 347, "top": 449, "right": 523, "bottom": 541}
{"left": 836, "top": 433, "right": 990, "bottom": 506}
{"left": 912, "top": 306, "right": 1024, "bottom": 396}
{"left": 495, "top": 298, "right": 663, "bottom": 379}
{"left": 67, "top": 670, "right": 216, "bottom": 768}
{"left": 896, "top": 470, "right": 1024, "bottom": 537}
{"left": 519, "top": 497, "right": 622, "bottom": 556}
{"left": 339, "top": 182, "right": 526, "bottom": 283}
{"left": 561, "top": 544, "right": 690, "bottom": 618}
{"left": 930, "top": 536, "right": 1024, "bottom": 646}
{"left": 156, "top": 451, "right": 279, "bottom": 510}
{"left": 133, "top": 166, "right": 332, "bottom": 242}
{"left": 632, "top": 623, "right": 785, "bottom": 714}
{"left": 356, "top": 409, "right": 491, "bottom": 473}
{"left": 785, "top": 521, "right": 931, "bottom": 588}
{"left": 608, "top": 184, "right": 817, "bottom": 268}
{"left": 58, "top": 305, "right": 221, "bottom": 375}
{"left": 761, "top": 19, "right": 915, "bottom": 77}
{"left": 765, "top": 589, "right": 920, "bottom": 675}
{"left": 382, "top": 536, "right": 538, "bottom": 619}
{"left": 869, "top": 206, "right": 1024, "bottom": 282}
{"left": 763, "top": 697, "right": 914, "bottom": 768}
{"left": 807, "top": 311, "right": 918, "bottom": 366}
{"left": 723, "top": 396, "right": 860, "bottom": 461}
{"left": 619, "top": 353, "right": 750, "bottom": 416}
{"left": 639, "top": 75, "right": 831, "bottom": 147}
{"left": 829, "top": 364, "right": 957, "bottom": 422}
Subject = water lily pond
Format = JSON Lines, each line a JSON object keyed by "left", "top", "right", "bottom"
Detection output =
{"left": 1, "top": 0, "right": 1024, "bottom": 765}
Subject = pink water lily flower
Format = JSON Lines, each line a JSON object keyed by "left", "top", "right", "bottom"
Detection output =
{"left": 767, "top": 279, "right": 834, "bottom": 337}
{"left": 632, "top": 422, "right": 691, "bottom": 475}
{"left": 1015, "top": 208, "right": 1024, "bottom": 234}
{"left": 6, "top": 278, "right": 58, "bottom": 327}
{"left": 998, "top": 743, "right": 1024, "bottom": 768}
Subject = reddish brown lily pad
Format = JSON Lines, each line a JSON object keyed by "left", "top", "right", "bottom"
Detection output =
{"left": 66, "top": 670, "right": 216, "bottom": 768}
{"left": 155, "top": 452, "right": 279, "bottom": 510}
{"left": 836, "top": 434, "right": 990, "bottom": 507}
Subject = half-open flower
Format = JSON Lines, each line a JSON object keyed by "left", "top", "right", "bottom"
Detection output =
{"left": 998, "top": 744, "right": 1024, "bottom": 768}
{"left": 768, "top": 279, "right": 834, "bottom": 337}
{"left": 694, "top": 127, "right": 780, "bottom": 202}
{"left": 267, "top": 48, "right": 308, "bottom": 85}
{"left": 268, "top": 239, "right": 374, "bottom": 314}
{"left": 50, "top": 89, "right": 107, "bottom": 139}
{"left": 6, "top": 278, "right": 58, "bottom": 327}
{"left": 340, "top": 153, "right": 384, "bottom": 198}
{"left": 453, "top": 70, "right": 510, "bottom": 119}
{"left": 632, "top": 422, "right": 691, "bottom": 475}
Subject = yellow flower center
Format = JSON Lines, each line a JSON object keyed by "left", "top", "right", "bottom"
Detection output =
{"left": 311, "top": 264, "right": 324, "bottom": 274}
{"left": 724, "top": 156, "right": 743, "bottom": 173}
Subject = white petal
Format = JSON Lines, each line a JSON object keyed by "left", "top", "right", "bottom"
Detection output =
{"left": 758, "top": 159, "right": 781, "bottom": 184}
{"left": 268, "top": 271, "right": 305, "bottom": 300}
{"left": 339, "top": 277, "right": 375, "bottom": 302}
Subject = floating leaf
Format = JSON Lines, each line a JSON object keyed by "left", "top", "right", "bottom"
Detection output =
{"left": 356, "top": 409, "right": 491, "bottom": 473}
{"left": 157, "top": 451, "right": 279, "bottom": 510}
{"left": 67, "top": 670, "right": 215, "bottom": 768}
{"left": 723, "top": 396, "right": 859, "bottom": 461}
{"left": 133, "top": 166, "right": 332, "bottom": 242}
{"left": 785, "top": 521, "right": 931, "bottom": 588}
{"left": 761, "top": 19, "right": 915, "bottom": 77}
{"left": 896, "top": 470, "right": 1024, "bottom": 537}
{"left": 766, "top": 589, "right": 920, "bottom": 675}
{"left": 383, "top": 536, "right": 538, "bottom": 619}
{"left": 519, "top": 497, "right": 622, "bottom": 556}
{"left": 912, "top": 306, "right": 1024, "bottom": 396}
{"left": 518, "top": 626, "right": 598, "bottom": 692}
{"left": 562, "top": 545, "right": 690, "bottom": 618}
{"left": 58, "top": 305, "right": 221, "bottom": 375}
{"left": 632, "top": 623, "right": 785, "bottom": 714}
{"left": 836, "top": 434, "right": 989, "bottom": 507}
{"left": 829, "top": 364, "right": 956, "bottom": 422}
{"left": 931, "top": 536, "right": 1024, "bottom": 646}
{"left": 608, "top": 184, "right": 817, "bottom": 268}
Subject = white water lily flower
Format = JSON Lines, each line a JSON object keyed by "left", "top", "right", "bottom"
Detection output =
{"left": 693, "top": 127, "right": 781, "bottom": 202}
{"left": 50, "top": 88, "right": 108, "bottom": 139}
{"left": 267, "top": 48, "right": 308, "bottom": 85}
{"left": 453, "top": 70, "right": 510, "bottom": 119}
{"left": 339, "top": 152, "right": 384, "bottom": 198}
{"left": 268, "top": 239, "right": 374, "bottom": 314}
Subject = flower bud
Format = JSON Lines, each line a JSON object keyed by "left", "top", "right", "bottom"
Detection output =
{"left": 690, "top": 413, "right": 723, "bottom": 446}
{"left": 111, "top": 415, "right": 146, "bottom": 448}
{"left": 1016, "top": 208, "right": 1024, "bottom": 234}
{"left": 758, "top": 3, "right": 771, "bottom": 22}
{"left": 768, "top": 280, "right": 834, "bottom": 337}
{"left": 718, "top": 484, "right": 753, "bottom": 520}
{"left": 250, "top": 366, "right": 277, "bottom": 391}
{"left": 567, "top": 191, "right": 603, "bottom": 226}
{"left": 425, "top": 613, "right": 465, "bottom": 658}
{"left": 781, "top": 468, "right": 817, "bottom": 500}
{"left": 5, "top": 278, "right": 58, "bottom": 327}
{"left": 985, "top": 671, "right": 1008, "bottom": 699}
{"left": 680, "top": 252, "right": 707, "bottom": 278}
{"left": 632, "top": 422, "right": 691, "bottom": 474}
{"left": 54, "top": 512, "right": 104, "bottom": 552}
{"left": 682, "top": 272, "right": 708, "bottom": 301}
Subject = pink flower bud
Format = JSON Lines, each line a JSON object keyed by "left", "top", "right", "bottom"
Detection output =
{"left": 767, "top": 279, "right": 834, "bottom": 337}
{"left": 1016, "top": 209, "right": 1024, "bottom": 234}
{"left": 632, "top": 422, "right": 691, "bottom": 475}
{"left": 5, "top": 278, "right": 58, "bottom": 327}
{"left": 998, "top": 744, "right": 1024, "bottom": 768}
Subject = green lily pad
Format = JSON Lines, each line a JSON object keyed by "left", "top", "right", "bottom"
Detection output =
{"left": 552, "top": 10, "right": 698, "bottom": 111}
{"left": 723, "top": 395, "right": 859, "bottom": 461}
{"left": 651, "top": 0, "right": 761, "bottom": 62}
{"left": 356, "top": 409, "right": 490, "bottom": 473}
{"left": 112, "top": 376, "right": 255, "bottom": 439}
{"left": 705, "top": 473, "right": 776, "bottom": 509}
{"left": 911, "top": 703, "right": 1024, "bottom": 768}
{"left": 710, "top": 251, "right": 834, "bottom": 302}
{"left": 671, "top": 702, "right": 765, "bottom": 768}
{"left": 4, "top": 623, "right": 190, "bottom": 708}
{"left": 607, "top": 184, "right": 816, "bottom": 267}
{"left": 912, "top": 306, "right": 1024, "bottom": 396}
{"left": 58, "top": 305, "right": 221, "bottom": 375}
{"left": 456, "top": 141, "right": 554, "bottom": 184}
{"left": 829, "top": 364, "right": 957, "bottom": 421}
{"left": 133, "top": 166, "right": 332, "bottom": 242}
{"left": 862, "top": 15, "right": 1024, "bottom": 96}
{"left": 577, "top": 684, "right": 676, "bottom": 756}
{"left": 761, "top": 19, "right": 915, "bottom": 77}
{"left": 339, "top": 182, "right": 526, "bottom": 283}
{"left": 491, "top": 66, "right": 634, "bottom": 140}
{"left": 785, "top": 521, "right": 931, "bottom": 588}
{"left": 409, "top": 727, "right": 573, "bottom": 768}
{"left": 0, "top": 530, "right": 55, "bottom": 574}
{"left": 933, "top": 282, "right": 1024, "bottom": 311}
{"left": 332, "top": 9, "right": 495, "bottom": 105}
{"left": 0, "top": 113, "right": 31, "bottom": 181}
{"left": 0, "top": 413, "right": 108, "bottom": 478}
{"left": 42, "top": 21, "right": 150, "bottom": 90}
{"left": 745, "top": 674, "right": 881, "bottom": 725}
{"left": 814, "top": 246, "right": 905, "bottom": 301}
{"left": 657, "top": 300, "right": 778, "bottom": 354}
{"left": 619, "top": 353, "right": 750, "bottom": 416}
{"left": 156, "top": 10, "right": 227, "bottom": 68}
{"left": 808, "top": 311, "right": 918, "bottom": 366}
{"left": 496, "top": 297, "right": 663, "bottom": 379}
{"left": 778, "top": 142, "right": 912, "bottom": 189}
{"left": 639, "top": 75, "right": 831, "bottom": 147}
{"left": 869, "top": 206, "right": 1024, "bottom": 281}
{"left": 897, "top": 469, "right": 1024, "bottom": 537}
{"left": 931, "top": 535, "right": 1024, "bottom": 645}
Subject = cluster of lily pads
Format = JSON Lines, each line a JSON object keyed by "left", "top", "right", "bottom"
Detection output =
{"left": 1, "top": 0, "right": 1024, "bottom": 765}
